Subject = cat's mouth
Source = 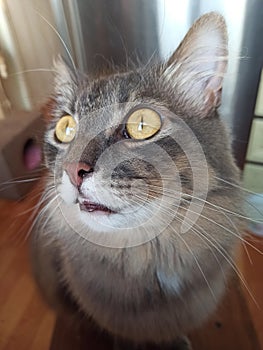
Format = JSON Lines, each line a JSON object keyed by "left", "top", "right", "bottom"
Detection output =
{"left": 79, "top": 199, "right": 115, "bottom": 214}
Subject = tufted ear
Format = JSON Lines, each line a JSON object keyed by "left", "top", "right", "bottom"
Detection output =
{"left": 162, "top": 12, "right": 228, "bottom": 117}
{"left": 53, "top": 56, "right": 77, "bottom": 98}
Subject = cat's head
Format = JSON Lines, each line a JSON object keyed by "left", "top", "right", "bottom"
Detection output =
{"left": 43, "top": 12, "right": 239, "bottom": 247}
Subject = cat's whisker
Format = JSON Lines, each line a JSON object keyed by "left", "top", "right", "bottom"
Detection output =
{"left": 145, "top": 172, "right": 262, "bottom": 206}
{"left": 170, "top": 227, "right": 217, "bottom": 302}
{"left": 175, "top": 214, "right": 228, "bottom": 283}
{"left": 130, "top": 191, "right": 260, "bottom": 265}
{"left": 34, "top": 9, "right": 76, "bottom": 71}
{"left": 32, "top": 198, "right": 61, "bottom": 238}
{"left": 211, "top": 204, "right": 253, "bottom": 265}
{"left": 0, "top": 168, "right": 45, "bottom": 185}
{"left": 120, "top": 193, "right": 217, "bottom": 301}
{"left": 143, "top": 48, "right": 158, "bottom": 71}
{"left": 12, "top": 185, "right": 55, "bottom": 239}
{"left": 132, "top": 193, "right": 227, "bottom": 280}
{"left": 9, "top": 68, "right": 57, "bottom": 77}
{"left": 146, "top": 182, "right": 263, "bottom": 224}
{"left": 131, "top": 185, "right": 263, "bottom": 257}
{"left": 215, "top": 176, "right": 263, "bottom": 196}
{"left": 242, "top": 196, "right": 263, "bottom": 221}
{"left": 107, "top": 19, "right": 130, "bottom": 70}
{"left": 17, "top": 186, "right": 56, "bottom": 217}
{"left": 186, "top": 207, "right": 263, "bottom": 256}
{"left": 132, "top": 192, "right": 259, "bottom": 307}
{"left": 151, "top": 185, "right": 263, "bottom": 255}
{"left": 0, "top": 177, "right": 41, "bottom": 187}
{"left": 176, "top": 212, "right": 259, "bottom": 308}
{"left": 28, "top": 190, "right": 59, "bottom": 236}
{"left": 198, "top": 198, "right": 253, "bottom": 265}
{"left": 17, "top": 200, "right": 44, "bottom": 218}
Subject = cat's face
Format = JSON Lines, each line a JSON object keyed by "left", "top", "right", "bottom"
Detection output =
{"left": 43, "top": 13, "right": 239, "bottom": 247}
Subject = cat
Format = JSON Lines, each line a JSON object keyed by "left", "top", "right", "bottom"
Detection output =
{"left": 31, "top": 12, "right": 242, "bottom": 349}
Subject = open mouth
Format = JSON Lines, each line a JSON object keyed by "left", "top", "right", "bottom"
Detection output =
{"left": 79, "top": 200, "right": 115, "bottom": 214}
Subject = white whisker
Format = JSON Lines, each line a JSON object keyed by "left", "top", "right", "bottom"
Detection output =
{"left": 34, "top": 10, "right": 76, "bottom": 70}
{"left": 9, "top": 68, "right": 57, "bottom": 77}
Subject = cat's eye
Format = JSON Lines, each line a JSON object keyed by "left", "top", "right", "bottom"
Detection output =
{"left": 126, "top": 108, "right": 161, "bottom": 140}
{"left": 55, "top": 115, "right": 77, "bottom": 143}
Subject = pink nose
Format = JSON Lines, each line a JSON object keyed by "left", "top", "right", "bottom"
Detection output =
{"left": 64, "top": 162, "right": 92, "bottom": 187}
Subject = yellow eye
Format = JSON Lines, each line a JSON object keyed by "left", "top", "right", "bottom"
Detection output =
{"left": 55, "top": 115, "right": 77, "bottom": 143}
{"left": 126, "top": 108, "right": 161, "bottom": 140}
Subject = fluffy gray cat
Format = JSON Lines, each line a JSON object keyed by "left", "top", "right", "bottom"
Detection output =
{"left": 31, "top": 12, "right": 242, "bottom": 349}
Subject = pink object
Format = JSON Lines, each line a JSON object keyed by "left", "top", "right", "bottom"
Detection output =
{"left": 23, "top": 140, "right": 42, "bottom": 170}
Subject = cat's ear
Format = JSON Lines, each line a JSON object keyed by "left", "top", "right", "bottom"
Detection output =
{"left": 53, "top": 56, "right": 77, "bottom": 96}
{"left": 162, "top": 12, "right": 228, "bottom": 117}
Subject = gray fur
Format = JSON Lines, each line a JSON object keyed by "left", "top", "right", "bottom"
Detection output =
{"left": 31, "top": 13, "right": 241, "bottom": 348}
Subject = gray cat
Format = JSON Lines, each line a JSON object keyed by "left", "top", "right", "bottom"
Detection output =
{"left": 31, "top": 12, "right": 242, "bottom": 349}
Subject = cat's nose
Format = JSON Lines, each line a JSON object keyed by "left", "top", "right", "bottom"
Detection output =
{"left": 64, "top": 162, "right": 93, "bottom": 187}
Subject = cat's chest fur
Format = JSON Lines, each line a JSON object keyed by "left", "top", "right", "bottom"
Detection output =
{"left": 40, "top": 196, "right": 232, "bottom": 343}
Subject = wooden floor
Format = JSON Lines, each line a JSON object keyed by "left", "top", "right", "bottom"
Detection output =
{"left": 0, "top": 195, "right": 55, "bottom": 350}
{"left": 0, "top": 194, "right": 263, "bottom": 349}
